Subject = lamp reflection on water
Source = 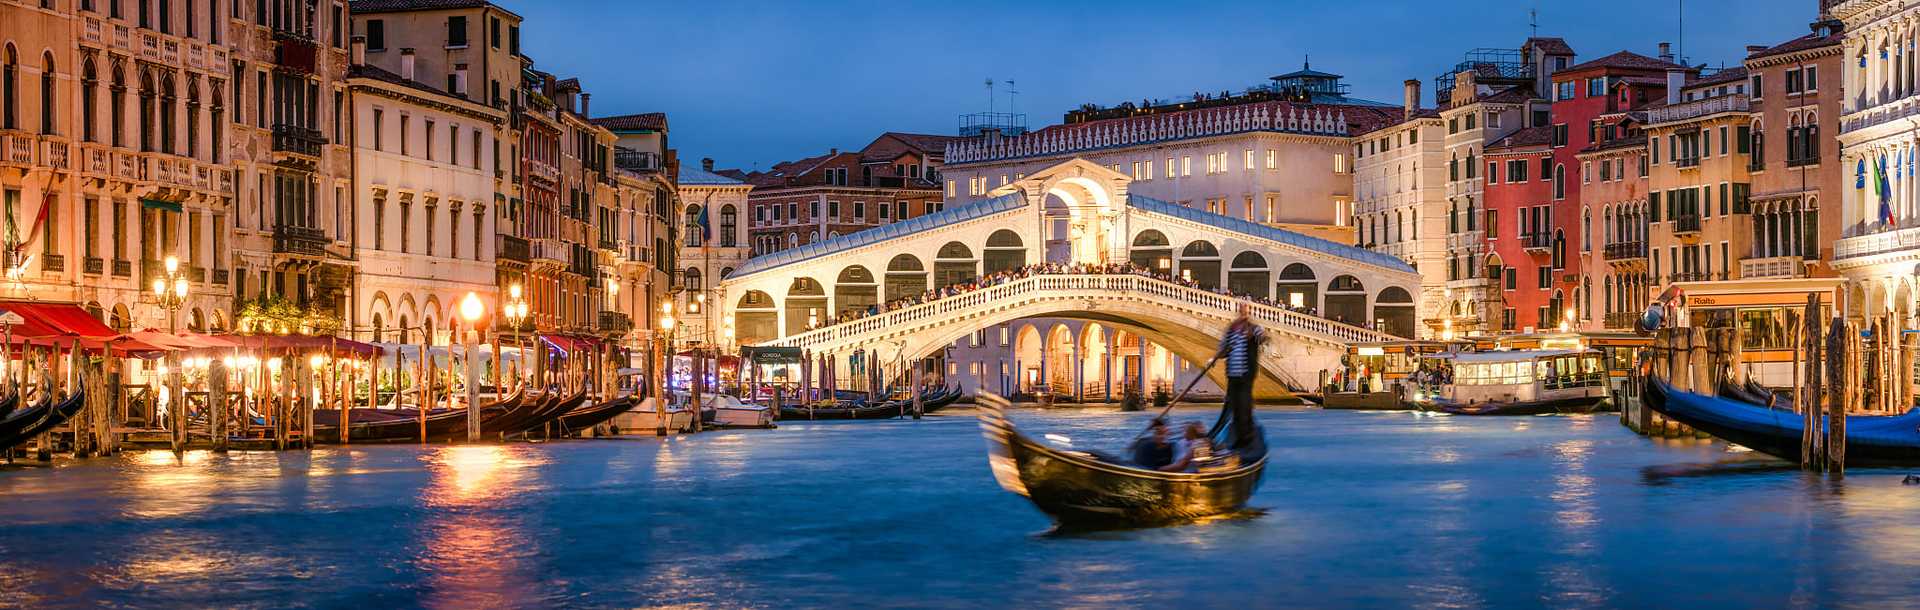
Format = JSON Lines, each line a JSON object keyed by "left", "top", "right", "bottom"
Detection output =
{"left": 416, "top": 445, "right": 549, "bottom": 608}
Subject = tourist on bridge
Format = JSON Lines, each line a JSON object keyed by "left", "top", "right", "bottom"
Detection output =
{"left": 1216, "top": 303, "right": 1266, "bottom": 450}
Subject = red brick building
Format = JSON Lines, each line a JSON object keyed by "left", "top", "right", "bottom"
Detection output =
{"left": 742, "top": 132, "right": 957, "bottom": 256}
{"left": 1538, "top": 49, "right": 1692, "bottom": 329}
{"left": 1483, "top": 125, "right": 1557, "bottom": 331}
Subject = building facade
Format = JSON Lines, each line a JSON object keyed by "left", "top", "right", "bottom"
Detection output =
{"left": 343, "top": 48, "right": 503, "bottom": 345}
{"left": 1353, "top": 81, "right": 1447, "bottom": 334}
{"left": 1644, "top": 67, "right": 1755, "bottom": 296}
{"left": 2, "top": 0, "right": 237, "bottom": 332}
{"left": 743, "top": 132, "right": 952, "bottom": 259}
{"left": 674, "top": 159, "right": 749, "bottom": 349}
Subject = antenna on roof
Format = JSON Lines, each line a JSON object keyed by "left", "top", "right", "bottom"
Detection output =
{"left": 1529, "top": 7, "right": 1538, "bottom": 37}
{"left": 985, "top": 78, "right": 996, "bottom": 115}
{"left": 1677, "top": 0, "right": 1686, "bottom": 65}
{"left": 1303, "top": 54, "right": 1310, "bottom": 70}
{"left": 1004, "top": 79, "right": 1019, "bottom": 120}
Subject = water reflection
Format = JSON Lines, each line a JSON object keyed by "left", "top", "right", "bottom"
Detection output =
{"left": 415, "top": 445, "right": 549, "bottom": 609}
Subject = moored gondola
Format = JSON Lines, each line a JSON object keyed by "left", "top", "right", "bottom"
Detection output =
{"left": 1642, "top": 377, "right": 1920, "bottom": 466}
{"left": 0, "top": 392, "right": 86, "bottom": 452}
{"left": 556, "top": 395, "right": 636, "bottom": 435}
{"left": 975, "top": 392, "right": 1266, "bottom": 528}
{"left": 919, "top": 384, "right": 963, "bottom": 413}
{"left": 311, "top": 391, "right": 525, "bottom": 444}
{"left": 779, "top": 399, "right": 903, "bottom": 420}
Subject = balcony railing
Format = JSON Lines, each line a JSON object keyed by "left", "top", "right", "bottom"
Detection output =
{"left": 83, "top": 256, "right": 104, "bottom": 275}
{"left": 273, "top": 226, "right": 328, "bottom": 256}
{"left": 1604, "top": 241, "right": 1647, "bottom": 261}
{"left": 1674, "top": 156, "right": 1700, "bottom": 168}
{"left": 1740, "top": 255, "right": 1803, "bottom": 279}
{"left": 1669, "top": 271, "right": 1712, "bottom": 283}
{"left": 1674, "top": 214, "right": 1702, "bottom": 234}
{"left": 1521, "top": 232, "right": 1552, "bottom": 251}
{"left": 497, "top": 234, "right": 530, "bottom": 263}
{"left": 272, "top": 124, "right": 326, "bottom": 157}
{"left": 212, "top": 268, "right": 229, "bottom": 285}
{"left": 615, "top": 149, "right": 663, "bottom": 172}
{"left": 1604, "top": 311, "right": 1640, "bottom": 330}
{"left": 531, "top": 238, "right": 569, "bottom": 264}
{"left": 598, "top": 310, "right": 633, "bottom": 335}
{"left": 112, "top": 259, "right": 131, "bottom": 277}
{"left": 41, "top": 254, "right": 64, "bottom": 273}
{"left": 1648, "top": 94, "right": 1750, "bottom": 124}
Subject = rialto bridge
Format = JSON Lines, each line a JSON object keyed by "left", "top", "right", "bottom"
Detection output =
{"left": 718, "top": 159, "right": 1422, "bottom": 398}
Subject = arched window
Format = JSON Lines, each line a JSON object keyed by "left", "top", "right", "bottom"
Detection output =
{"left": 1, "top": 45, "right": 15, "bottom": 130}
{"left": 158, "top": 71, "right": 176, "bottom": 154}
{"left": 1749, "top": 119, "right": 1764, "bottom": 166}
{"left": 1552, "top": 163, "right": 1566, "bottom": 199}
{"left": 39, "top": 52, "right": 55, "bottom": 135}
{"left": 683, "top": 267, "right": 702, "bottom": 293}
{"left": 138, "top": 69, "right": 155, "bottom": 151}
{"left": 684, "top": 204, "right": 702, "bottom": 247}
{"left": 81, "top": 57, "right": 96, "bottom": 142}
{"left": 109, "top": 63, "right": 124, "bottom": 148}
{"left": 719, "top": 205, "right": 737, "bottom": 247}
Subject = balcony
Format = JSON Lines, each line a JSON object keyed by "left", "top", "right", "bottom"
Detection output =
{"left": 41, "top": 254, "right": 64, "bottom": 273}
{"left": 1836, "top": 224, "right": 1920, "bottom": 261}
{"left": 273, "top": 31, "right": 319, "bottom": 74}
{"left": 112, "top": 259, "right": 132, "bottom": 277}
{"left": 1446, "top": 230, "right": 1484, "bottom": 251}
{"left": 1648, "top": 94, "right": 1750, "bottom": 125}
{"left": 1604, "top": 311, "right": 1641, "bottom": 330}
{"left": 212, "top": 268, "right": 229, "bottom": 285}
{"left": 1674, "top": 214, "right": 1702, "bottom": 235}
{"left": 531, "top": 238, "right": 569, "bottom": 265}
{"left": 598, "top": 238, "right": 619, "bottom": 251}
{"left": 272, "top": 125, "right": 326, "bottom": 158}
{"left": 1604, "top": 241, "right": 1647, "bottom": 261}
{"left": 598, "top": 310, "right": 633, "bottom": 335}
{"left": 1741, "top": 255, "right": 1803, "bottom": 279}
{"left": 273, "top": 226, "right": 328, "bottom": 257}
{"left": 1669, "top": 271, "right": 1712, "bottom": 283}
{"left": 497, "top": 234, "right": 530, "bottom": 263}
{"left": 1674, "top": 156, "right": 1701, "bottom": 169}
{"left": 1521, "top": 232, "right": 1552, "bottom": 252}
{"left": 614, "top": 149, "right": 663, "bottom": 172}
{"left": 83, "top": 256, "right": 104, "bottom": 275}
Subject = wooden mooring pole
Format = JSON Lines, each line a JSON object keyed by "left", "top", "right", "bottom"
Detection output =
{"left": 1802, "top": 294, "right": 1824, "bottom": 471}
{"left": 1826, "top": 317, "right": 1849, "bottom": 475}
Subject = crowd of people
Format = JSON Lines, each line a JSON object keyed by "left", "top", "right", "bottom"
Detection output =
{"left": 801, "top": 261, "right": 1335, "bottom": 332}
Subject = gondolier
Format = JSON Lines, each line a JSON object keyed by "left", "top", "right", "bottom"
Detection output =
{"left": 1215, "top": 303, "right": 1265, "bottom": 449}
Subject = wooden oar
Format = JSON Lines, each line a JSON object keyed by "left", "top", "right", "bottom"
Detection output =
{"left": 1151, "top": 354, "right": 1221, "bottom": 424}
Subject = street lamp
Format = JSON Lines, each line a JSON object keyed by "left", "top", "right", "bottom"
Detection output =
{"left": 151, "top": 255, "right": 188, "bottom": 454}
{"left": 503, "top": 282, "right": 528, "bottom": 391}
{"left": 459, "top": 291, "right": 486, "bottom": 442}
{"left": 658, "top": 302, "right": 676, "bottom": 437}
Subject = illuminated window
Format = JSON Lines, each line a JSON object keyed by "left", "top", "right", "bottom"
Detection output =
{"left": 1265, "top": 149, "right": 1276, "bottom": 169}
{"left": 1244, "top": 148, "right": 1254, "bottom": 170}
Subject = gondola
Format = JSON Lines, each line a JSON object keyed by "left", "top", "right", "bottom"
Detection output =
{"left": 0, "top": 393, "right": 18, "bottom": 420}
{"left": 0, "top": 395, "right": 57, "bottom": 446}
{"left": 975, "top": 392, "right": 1267, "bottom": 528}
{"left": 476, "top": 390, "right": 546, "bottom": 436}
{"left": 311, "top": 391, "right": 524, "bottom": 444}
{"left": 0, "top": 391, "right": 87, "bottom": 452}
{"left": 556, "top": 395, "right": 636, "bottom": 434}
{"left": 1643, "top": 377, "right": 1920, "bottom": 466}
{"left": 779, "top": 399, "right": 903, "bottom": 420}
{"left": 512, "top": 391, "right": 588, "bottom": 437}
{"left": 919, "top": 384, "right": 963, "bottom": 413}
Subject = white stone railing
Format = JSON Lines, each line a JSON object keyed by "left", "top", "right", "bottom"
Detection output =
{"left": 944, "top": 102, "right": 1351, "bottom": 165}
{"left": 1649, "top": 94, "right": 1749, "bottom": 125}
{"left": 1739, "top": 255, "right": 1803, "bottom": 278}
{"left": 1835, "top": 225, "right": 1920, "bottom": 260}
{"left": 1842, "top": 96, "right": 1920, "bottom": 135}
{"left": 763, "top": 273, "right": 1396, "bottom": 352}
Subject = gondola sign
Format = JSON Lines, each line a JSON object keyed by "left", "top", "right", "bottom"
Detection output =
{"left": 0, "top": 311, "right": 22, "bottom": 326}
{"left": 741, "top": 346, "right": 801, "bottom": 364}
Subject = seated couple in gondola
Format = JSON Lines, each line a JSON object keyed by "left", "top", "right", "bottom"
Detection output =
{"left": 1129, "top": 418, "right": 1218, "bottom": 472}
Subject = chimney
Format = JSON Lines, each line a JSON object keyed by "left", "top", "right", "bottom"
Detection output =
{"left": 580, "top": 93, "right": 591, "bottom": 119}
{"left": 1402, "top": 79, "right": 1421, "bottom": 119}
{"left": 830, "top": 148, "right": 838, "bottom": 155}
{"left": 702, "top": 157, "right": 714, "bottom": 172}
{"left": 1658, "top": 42, "right": 1673, "bottom": 62}
{"left": 350, "top": 35, "right": 367, "bottom": 66}
{"left": 1746, "top": 44, "right": 1769, "bottom": 56}
{"left": 400, "top": 48, "right": 416, "bottom": 81}
{"left": 1666, "top": 68, "right": 1685, "bottom": 105}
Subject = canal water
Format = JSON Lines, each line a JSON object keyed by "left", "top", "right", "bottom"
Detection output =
{"left": 2, "top": 406, "right": 1919, "bottom": 608}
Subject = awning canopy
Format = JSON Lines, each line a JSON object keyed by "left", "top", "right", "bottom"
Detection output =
{"left": 221, "top": 334, "right": 384, "bottom": 357}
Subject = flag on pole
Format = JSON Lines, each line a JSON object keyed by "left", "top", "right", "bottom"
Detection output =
{"left": 1877, "top": 155, "right": 1896, "bottom": 227}
{"left": 697, "top": 204, "right": 711, "bottom": 241}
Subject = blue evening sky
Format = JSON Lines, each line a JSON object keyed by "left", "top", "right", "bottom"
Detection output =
{"left": 509, "top": 0, "right": 1821, "bottom": 171}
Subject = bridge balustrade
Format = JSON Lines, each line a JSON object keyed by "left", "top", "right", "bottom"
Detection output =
{"left": 766, "top": 274, "right": 1396, "bottom": 351}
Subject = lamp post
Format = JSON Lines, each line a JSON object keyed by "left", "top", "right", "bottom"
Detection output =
{"left": 459, "top": 292, "right": 486, "bottom": 443}
{"left": 151, "top": 255, "right": 188, "bottom": 455}
{"left": 606, "top": 276, "right": 620, "bottom": 399}
{"left": 502, "top": 282, "right": 528, "bottom": 395}
{"left": 659, "top": 301, "right": 675, "bottom": 437}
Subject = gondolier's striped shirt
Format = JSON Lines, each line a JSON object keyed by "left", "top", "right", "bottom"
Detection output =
{"left": 1221, "top": 323, "right": 1265, "bottom": 379}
